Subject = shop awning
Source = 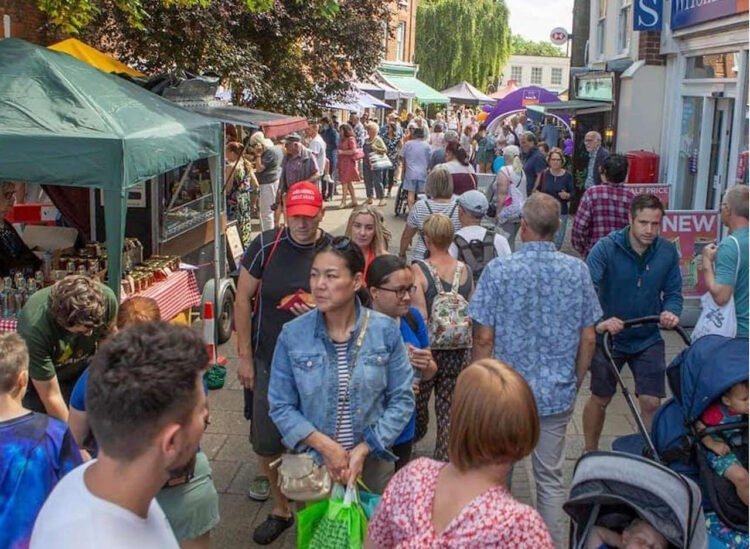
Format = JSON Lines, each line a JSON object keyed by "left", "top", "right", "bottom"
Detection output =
{"left": 368, "top": 73, "right": 414, "bottom": 101}
{"left": 48, "top": 38, "right": 145, "bottom": 77}
{"left": 439, "top": 81, "right": 495, "bottom": 105}
{"left": 377, "top": 72, "right": 449, "bottom": 105}
{"left": 324, "top": 89, "right": 391, "bottom": 111}
{"left": 527, "top": 100, "right": 611, "bottom": 115}
{"left": 187, "top": 105, "right": 308, "bottom": 138}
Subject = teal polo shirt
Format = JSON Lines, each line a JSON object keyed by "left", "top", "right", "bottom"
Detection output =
{"left": 715, "top": 227, "right": 749, "bottom": 337}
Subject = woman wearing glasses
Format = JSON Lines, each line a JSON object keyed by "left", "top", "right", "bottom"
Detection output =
{"left": 0, "top": 181, "right": 42, "bottom": 277}
{"left": 538, "top": 147, "right": 574, "bottom": 250}
{"left": 268, "top": 238, "right": 414, "bottom": 494}
{"left": 344, "top": 205, "right": 392, "bottom": 284}
{"left": 367, "top": 255, "right": 436, "bottom": 471}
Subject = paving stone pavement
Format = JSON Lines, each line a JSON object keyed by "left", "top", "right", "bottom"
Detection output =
{"left": 205, "top": 186, "right": 690, "bottom": 548}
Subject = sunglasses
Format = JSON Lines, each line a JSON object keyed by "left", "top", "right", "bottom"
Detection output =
{"left": 375, "top": 285, "right": 417, "bottom": 299}
{"left": 331, "top": 236, "right": 354, "bottom": 251}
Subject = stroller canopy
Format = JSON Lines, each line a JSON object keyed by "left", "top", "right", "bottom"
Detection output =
{"left": 668, "top": 335, "right": 749, "bottom": 421}
{"left": 564, "top": 452, "right": 706, "bottom": 549}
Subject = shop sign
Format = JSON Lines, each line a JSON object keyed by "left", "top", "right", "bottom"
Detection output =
{"left": 629, "top": 183, "right": 670, "bottom": 207}
{"left": 634, "top": 0, "right": 663, "bottom": 31}
{"left": 671, "top": 0, "right": 748, "bottom": 30}
{"left": 576, "top": 76, "right": 613, "bottom": 101}
{"left": 661, "top": 210, "right": 721, "bottom": 297}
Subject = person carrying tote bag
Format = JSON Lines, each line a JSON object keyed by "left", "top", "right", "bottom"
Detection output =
{"left": 693, "top": 235, "right": 742, "bottom": 341}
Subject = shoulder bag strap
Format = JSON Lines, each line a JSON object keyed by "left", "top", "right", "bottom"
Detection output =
{"left": 451, "top": 264, "right": 462, "bottom": 293}
{"left": 253, "top": 227, "right": 285, "bottom": 314}
{"left": 335, "top": 309, "right": 370, "bottom": 439}
{"left": 424, "top": 260, "right": 445, "bottom": 295}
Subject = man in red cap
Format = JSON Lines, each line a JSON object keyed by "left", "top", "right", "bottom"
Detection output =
{"left": 234, "top": 181, "right": 331, "bottom": 545}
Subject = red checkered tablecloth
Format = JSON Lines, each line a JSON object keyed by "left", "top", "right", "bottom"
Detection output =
{"left": 0, "top": 271, "right": 201, "bottom": 333}
{"left": 0, "top": 318, "right": 17, "bottom": 333}
{"left": 123, "top": 269, "right": 202, "bottom": 320}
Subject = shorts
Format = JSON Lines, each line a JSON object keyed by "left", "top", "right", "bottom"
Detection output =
{"left": 402, "top": 179, "right": 426, "bottom": 194}
{"left": 590, "top": 340, "right": 666, "bottom": 399}
{"left": 246, "top": 357, "right": 285, "bottom": 457}
{"left": 156, "top": 451, "right": 220, "bottom": 541}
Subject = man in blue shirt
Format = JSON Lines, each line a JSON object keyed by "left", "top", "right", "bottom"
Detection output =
{"left": 520, "top": 131, "right": 547, "bottom": 196}
{"left": 470, "top": 193, "right": 600, "bottom": 546}
{"left": 583, "top": 193, "right": 682, "bottom": 453}
{"left": 703, "top": 184, "right": 749, "bottom": 337}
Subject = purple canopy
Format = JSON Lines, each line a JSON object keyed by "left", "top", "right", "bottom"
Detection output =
{"left": 486, "top": 86, "right": 561, "bottom": 126}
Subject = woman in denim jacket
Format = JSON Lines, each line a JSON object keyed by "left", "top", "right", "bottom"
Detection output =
{"left": 268, "top": 237, "right": 415, "bottom": 494}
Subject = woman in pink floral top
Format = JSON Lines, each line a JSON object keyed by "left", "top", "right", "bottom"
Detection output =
{"left": 366, "top": 359, "right": 553, "bottom": 548}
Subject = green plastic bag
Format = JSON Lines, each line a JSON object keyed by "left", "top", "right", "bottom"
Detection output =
{"left": 297, "top": 485, "right": 367, "bottom": 549}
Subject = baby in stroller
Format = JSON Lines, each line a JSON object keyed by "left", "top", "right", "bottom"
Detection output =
{"left": 695, "top": 381, "right": 749, "bottom": 507}
{"left": 586, "top": 518, "right": 668, "bottom": 549}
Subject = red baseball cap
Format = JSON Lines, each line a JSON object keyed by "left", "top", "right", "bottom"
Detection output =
{"left": 286, "top": 182, "right": 323, "bottom": 217}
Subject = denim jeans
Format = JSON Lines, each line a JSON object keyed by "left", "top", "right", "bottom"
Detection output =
{"left": 553, "top": 214, "right": 568, "bottom": 250}
{"left": 532, "top": 406, "right": 574, "bottom": 548}
{"left": 364, "top": 168, "right": 385, "bottom": 199}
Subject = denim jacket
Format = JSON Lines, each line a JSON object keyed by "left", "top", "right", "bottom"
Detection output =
{"left": 268, "top": 302, "right": 414, "bottom": 463}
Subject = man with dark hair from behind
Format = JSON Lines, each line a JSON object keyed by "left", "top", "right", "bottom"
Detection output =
{"left": 583, "top": 193, "right": 682, "bottom": 452}
{"left": 572, "top": 153, "right": 635, "bottom": 258}
{"left": 31, "top": 323, "right": 209, "bottom": 549}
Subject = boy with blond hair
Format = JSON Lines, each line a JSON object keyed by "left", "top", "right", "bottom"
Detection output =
{"left": 0, "top": 333, "right": 82, "bottom": 549}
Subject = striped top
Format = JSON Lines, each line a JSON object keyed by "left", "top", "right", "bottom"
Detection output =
{"left": 333, "top": 342, "right": 355, "bottom": 450}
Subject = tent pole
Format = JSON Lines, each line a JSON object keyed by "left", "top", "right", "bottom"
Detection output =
{"left": 209, "top": 153, "right": 222, "bottom": 341}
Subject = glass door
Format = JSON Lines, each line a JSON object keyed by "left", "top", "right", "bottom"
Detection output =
{"left": 704, "top": 99, "right": 734, "bottom": 209}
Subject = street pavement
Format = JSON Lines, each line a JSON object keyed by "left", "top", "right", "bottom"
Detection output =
{"left": 205, "top": 183, "right": 687, "bottom": 548}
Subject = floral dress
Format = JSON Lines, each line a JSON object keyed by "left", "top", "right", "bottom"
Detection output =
{"left": 368, "top": 458, "right": 554, "bottom": 548}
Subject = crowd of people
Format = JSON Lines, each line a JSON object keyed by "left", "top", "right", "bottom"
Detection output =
{"left": 0, "top": 102, "right": 748, "bottom": 548}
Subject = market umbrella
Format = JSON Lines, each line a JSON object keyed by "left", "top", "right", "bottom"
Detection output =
{"left": 439, "top": 81, "right": 496, "bottom": 106}
{"left": 0, "top": 38, "right": 222, "bottom": 296}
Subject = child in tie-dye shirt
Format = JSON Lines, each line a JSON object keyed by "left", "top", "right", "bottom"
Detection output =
{"left": 0, "top": 333, "right": 81, "bottom": 549}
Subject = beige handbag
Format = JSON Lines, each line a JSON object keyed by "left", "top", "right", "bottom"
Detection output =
{"left": 273, "top": 310, "right": 371, "bottom": 502}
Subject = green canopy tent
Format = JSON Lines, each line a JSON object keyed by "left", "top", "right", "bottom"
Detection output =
{"left": 0, "top": 38, "right": 223, "bottom": 299}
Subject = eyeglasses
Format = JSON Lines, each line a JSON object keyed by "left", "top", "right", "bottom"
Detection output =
{"left": 331, "top": 236, "right": 353, "bottom": 250}
{"left": 375, "top": 285, "right": 417, "bottom": 299}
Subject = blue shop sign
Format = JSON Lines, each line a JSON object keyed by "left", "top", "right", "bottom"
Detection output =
{"left": 634, "top": 0, "right": 663, "bottom": 31}
{"left": 671, "top": 0, "right": 746, "bottom": 29}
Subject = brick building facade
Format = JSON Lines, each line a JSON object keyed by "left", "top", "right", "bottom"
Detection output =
{"left": 1, "top": 0, "right": 47, "bottom": 43}
{"left": 383, "top": 0, "right": 417, "bottom": 64}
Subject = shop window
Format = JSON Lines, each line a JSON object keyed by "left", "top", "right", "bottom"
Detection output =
{"left": 395, "top": 22, "right": 405, "bottom": 62}
{"left": 551, "top": 67, "right": 563, "bottom": 86}
{"left": 531, "top": 67, "right": 543, "bottom": 85}
{"left": 685, "top": 52, "right": 739, "bottom": 79}
{"left": 676, "top": 97, "right": 703, "bottom": 210}
{"left": 511, "top": 65, "right": 523, "bottom": 82}
{"left": 618, "top": 0, "right": 631, "bottom": 52}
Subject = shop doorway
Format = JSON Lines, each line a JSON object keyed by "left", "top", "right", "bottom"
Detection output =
{"left": 704, "top": 98, "right": 734, "bottom": 209}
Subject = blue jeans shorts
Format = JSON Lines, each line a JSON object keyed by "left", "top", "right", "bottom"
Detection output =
{"left": 402, "top": 179, "right": 425, "bottom": 194}
{"left": 590, "top": 339, "right": 666, "bottom": 398}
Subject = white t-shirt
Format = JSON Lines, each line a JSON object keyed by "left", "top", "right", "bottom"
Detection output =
{"left": 448, "top": 225, "right": 512, "bottom": 259}
{"left": 308, "top": 135, "right": 327, "bottom": 177}
{"left": 31, "top": 461, "right": 179, "bottom": 549}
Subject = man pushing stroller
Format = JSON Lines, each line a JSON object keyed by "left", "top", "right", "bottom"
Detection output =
{"left": 583, "top": 194, "right": 683, "bottom": 452}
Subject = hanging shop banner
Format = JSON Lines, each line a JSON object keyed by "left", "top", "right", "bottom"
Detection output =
{"left": 634, "top": 0, "right": 663, "bottom": 31}
{"left": 671, "top": 0, "right": 748, "bottom": 30}
{"left": 661, "top": 210, "right": 721, "bottom": 298}
{"left": 521, "top": 89, "right": 542, "bottom": 106}
{"left": 628, "top": 183, "right": 670, "bottom": 207}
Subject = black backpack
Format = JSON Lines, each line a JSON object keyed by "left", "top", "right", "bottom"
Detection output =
{"left": 454, "top": 229, "right": 497, "bottom": 283}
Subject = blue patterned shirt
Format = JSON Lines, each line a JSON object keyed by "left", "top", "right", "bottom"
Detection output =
{"left": 469, "top": 242, "right": 602, "bottom": 415}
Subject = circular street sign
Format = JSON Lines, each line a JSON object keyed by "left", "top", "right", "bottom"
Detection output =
{"left": 550, "top": 27, "right": 569, "bottom": 45}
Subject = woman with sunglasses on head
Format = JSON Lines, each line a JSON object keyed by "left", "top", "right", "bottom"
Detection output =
{"left": 268, "top": 237, "right": 414, "bottom": 494}
{"left": 538, "top": 147, "right": 574, "bottom": 250}
{"left": 367, "top": 255, "right": 437, "bottom": 470}
{"left": 345, "top": 205, "right": 392, "bottom": 285}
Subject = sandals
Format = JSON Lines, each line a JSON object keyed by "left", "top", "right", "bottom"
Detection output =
{"left": 252, "top": 513, "right": 294, "bottom": 545}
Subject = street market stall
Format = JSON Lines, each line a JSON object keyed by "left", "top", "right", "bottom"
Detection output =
{"left": 0, "top": 39, "right": 228, "bottom": 335}
{"left": 439, "top": 81, "right": 496, "bottom": 106}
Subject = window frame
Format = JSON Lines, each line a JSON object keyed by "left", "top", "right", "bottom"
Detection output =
{"left": 530, "top": 66, "right": 543, "bottom": 85}
{"left": 511, "top": 65, "right": 523, "bottom": 82}
{"left": 550, "top": 67, "right": 563, "bottom": 86}
{"left": 395, "top": 21, "right": 406, "bottom": 62}
{"left": 618, "top": 0, "right": 632, "bottom": 53}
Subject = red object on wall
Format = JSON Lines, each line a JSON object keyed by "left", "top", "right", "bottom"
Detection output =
{"left": 626, "top": 150, "right": 660, "bottom": 184}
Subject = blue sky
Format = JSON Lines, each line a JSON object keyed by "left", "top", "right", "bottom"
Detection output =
{"left": 506, "top": 0, "right": 575, "bottom": 47}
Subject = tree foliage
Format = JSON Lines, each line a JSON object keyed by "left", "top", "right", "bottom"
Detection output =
{"left": 415, "top": 0, "right": 511, "bottom": 92}
{"left": 78, "top": 0, "right": 392, "bottom": 116}
{"left": 511, "top": 34, "right": 566, "bottom": 57}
